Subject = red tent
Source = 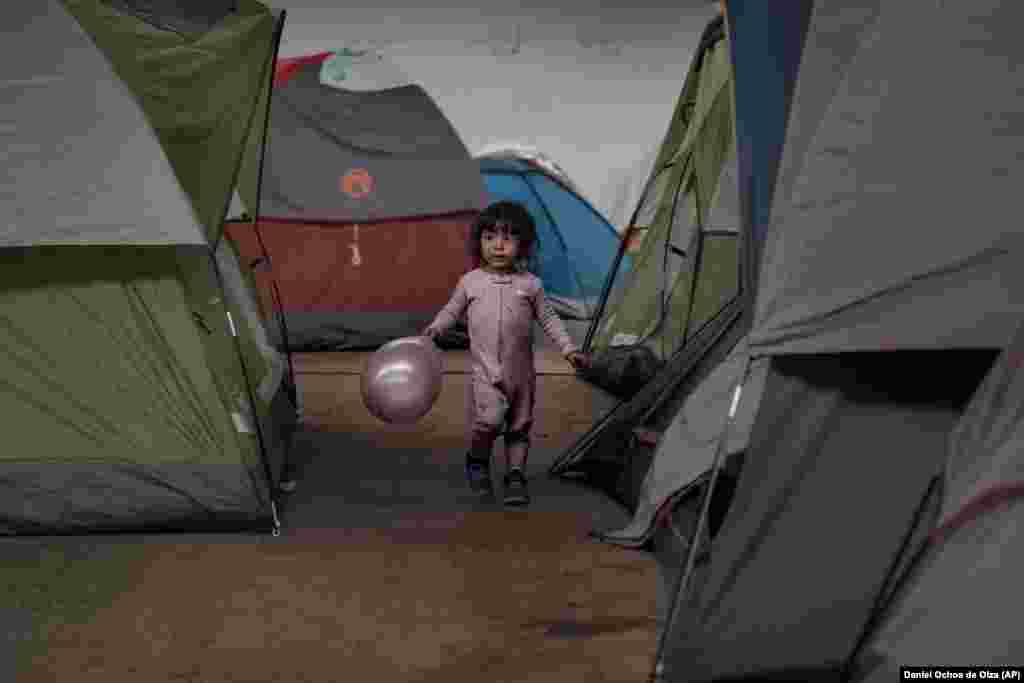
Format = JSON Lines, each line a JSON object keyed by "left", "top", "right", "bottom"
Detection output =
{"left": 226, "top": 51, "right": 485, "bottom": 350}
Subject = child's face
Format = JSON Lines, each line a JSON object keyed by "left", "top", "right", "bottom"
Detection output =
{"left": 480, "top": 225, "right": 521, "bottom": 271}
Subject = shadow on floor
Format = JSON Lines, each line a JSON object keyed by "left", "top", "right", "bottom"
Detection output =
{"left": 278, "top": 427, "right": 632, "bottom": 534}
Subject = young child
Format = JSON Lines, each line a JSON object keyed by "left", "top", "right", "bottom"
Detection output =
{"left": 424, "top": 201, "right": 588, "bottom": 506}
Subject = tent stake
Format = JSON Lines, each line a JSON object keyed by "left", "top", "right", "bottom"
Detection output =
{"left": 271, "top": 500, "right": 281, "bottom": 537}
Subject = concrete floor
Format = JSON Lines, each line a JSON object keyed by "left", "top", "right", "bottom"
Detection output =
{"left": 5, "top": 346, "right": 664, "bottom": 682}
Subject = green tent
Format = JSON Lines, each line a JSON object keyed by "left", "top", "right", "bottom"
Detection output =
{"left": 551, "top": 14, "right": 748, "bottom": 510}
{"left": 587, "top": 13, "right": 740, "bottom": 362}
{"left": 0, "top": 0, "right": 294, "bottom": 535}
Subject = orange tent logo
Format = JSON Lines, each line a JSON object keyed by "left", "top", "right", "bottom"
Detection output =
{"left": 341, "top": 168, "right": 374, "bottom": 199}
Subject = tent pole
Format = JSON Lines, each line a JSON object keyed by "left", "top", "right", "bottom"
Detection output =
{"left": 678, "top": 172, "right": 708, "bottom": 349}
{"left": 209, "top": 255, "right": 282, "bottom": 536}
{"left": 644, "top": 159, "right": 689, "bottom": 356}
{"left": 840, "top": 475, "right": 943, "bottom": 679}
{"left": 219, "top": 12, "right": 295, "bottom": 409}
{"left": 581, "top": 165, "right": 658, "bottom": 352}
{"left": 648, "top": 354, "right": 751, "bottom": 682}
{"left": 251, "top": 10, "right": 297, "bottom": 408}
{"left": 550, "top": 297, "right": 742, "bottom": 477}
{"left": 195, "top": 10, "right": 290, "bottom": 536}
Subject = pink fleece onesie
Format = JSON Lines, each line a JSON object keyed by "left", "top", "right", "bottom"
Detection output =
{"left": 428, "top": 268, "right": 578, "bottom": 445}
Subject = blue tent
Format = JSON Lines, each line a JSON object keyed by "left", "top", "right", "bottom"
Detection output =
{"left": 478, "top": 156, "right": 629, "bottom": 319}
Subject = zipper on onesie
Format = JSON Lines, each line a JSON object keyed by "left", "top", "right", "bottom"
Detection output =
{"left": 497, "top": 277, "right": 503, "bottom": 369}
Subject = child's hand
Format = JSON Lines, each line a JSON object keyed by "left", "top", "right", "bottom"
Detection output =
{"left": 422, "top": 326, "right": 440, "bottom": 340}
{"left": 566, "top": 351, "right": 590, "bottom": 371}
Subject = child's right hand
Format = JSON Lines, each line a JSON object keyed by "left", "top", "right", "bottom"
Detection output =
{"left": 422, "top": 326, "right": 440, "bottom": 340}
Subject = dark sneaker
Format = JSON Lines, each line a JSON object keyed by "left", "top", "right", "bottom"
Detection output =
{"left": 465, "top": 453, "right": 494, "bottom": 498}
{"left": 503, "top": 470, "right": 530, "bottom": 507}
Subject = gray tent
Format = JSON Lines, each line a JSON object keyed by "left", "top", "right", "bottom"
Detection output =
{"left": 850, "top": 321, "right": 1024, "bottom": 680}
{"left": 223, "top": 50, "right": 485, "bottom": 352}
{"left": 646, "top": 0, "right": 1024, "bottom": 680}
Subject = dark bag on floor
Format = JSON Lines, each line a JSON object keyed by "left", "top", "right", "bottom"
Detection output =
{"left": 581, "top": 344, "right": 664, "bottom": 400}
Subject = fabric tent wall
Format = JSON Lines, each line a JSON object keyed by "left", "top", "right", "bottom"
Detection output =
{"left": 595, "top": 145, "right": 660, "bottom": 234}
{"left": 66, "top": 0, "right": 282, "bottom": 245}
{"left": 0, "top": 246, "right": 279, "bottom": 534}
{"left": 850, "top": 323, "right": 1024, "bottom": 680}
{"left": 559, "top": 7, "right": 786, "bottom": 629}
{"left": 276, "top": 49, "right": 414, "bottom": 92}
{"left": 0, "top": 0, "right": 291, "bottom": 535}
{"left": 225, "top": 213, "right": 475, "bottom": 350}
{"left": 477, "top": 156, "right": 625, "bottom": 322}
{"left": 660, "top": 350, "right": 996, "bottom": 681}
{"left": 548, "top": 14, "right": 749, "bottom": 510}
{"left": 653, "top": 0, "right": 1024, "bottom": 679}
{"left": 586, "top": 13, "right": 740, "bottom": 363}
{"left": 595, "top": 341, "right": 766, "bottom": 548}
{"left": 745, "top": 1, "right": 1024, "bottom": 355}
{"left": 101, "top": 0, "right": 238, "bottom": 34}
{"left": 476, "top": 142, "right": 585, "bottom": 199}
{"left": 226, "top": 53, "right": 486, "bottom": 351}
{"left": 257, "top": 69, "right": 484, "bottom": 223}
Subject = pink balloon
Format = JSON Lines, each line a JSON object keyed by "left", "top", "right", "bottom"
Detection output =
{"left": 361, "top": 336, "right": 443, "bottom": 424}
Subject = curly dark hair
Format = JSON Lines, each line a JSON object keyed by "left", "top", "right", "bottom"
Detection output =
{"left": 469, "top": 201, "right": 538, "bottom": 269}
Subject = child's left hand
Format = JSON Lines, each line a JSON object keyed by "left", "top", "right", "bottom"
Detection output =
{"left": 566, "top": 351, "right": 590, "bottom": 371}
